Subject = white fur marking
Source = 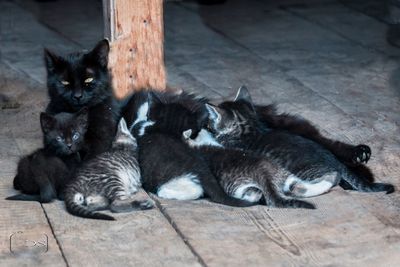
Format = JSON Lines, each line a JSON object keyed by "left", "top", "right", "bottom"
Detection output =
{"left": 284, "top": 175, "right": 334, "bottom": 198}
{"left": 138, "top": 121, "right": 155, "bottom": 136}
{"left": 157, "top": 174, "right": 204, "bottom": 200}
{"left": 130, "top": 102, "right": 149, "bottom": 131}
{"left": 74, "top": 193, "right": 84, "bottom": 204}
{"left": 183, "top": 129, "right": 223, "bottom": 148}
{"left": 233, "top": 183, "right": 262, "bottom": 203}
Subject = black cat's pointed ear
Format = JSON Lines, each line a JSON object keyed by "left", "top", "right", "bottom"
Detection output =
{"left": 89, "top": 39, "right": 110, "bottom": 68}
{"left": 40, "top": 112, "right": 56, "bottom": 133}
{"left": 44, "top": 48, "right": 61, "bottom": 73}
{"left": 234, "top": 85, "right": 253, "bottom": 103}
{"left": 75, "top": 107, "right": 89, "bottom": 130}
{"left": 205, "top": 103, "right": 222, "bottom": 123}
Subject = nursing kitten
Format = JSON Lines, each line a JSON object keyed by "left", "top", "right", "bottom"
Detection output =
{"left": 7, "top": 109, "right": 88, "bottom": 203}
{"left": 64, "top": 119, "right": 154, "bottom": 221}
{"left": 127, "top": 91, "right": 253, "bottom": 207}
{"left": 251, "top": 85, "right": 375, "bottom": 188}
{"left": 44, "top": 39, "right": 119, "bottom": 159}
{"left": 182, "top": 129, "right": 315, "bottom": 209}
{"left": 205, "top": 87, "right": 394, "bottom": 195}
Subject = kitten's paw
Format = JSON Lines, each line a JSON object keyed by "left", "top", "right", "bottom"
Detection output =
{"left": 352, "top": 145, "right": 371, "bottom": 164}
{"left": 138, "top": 199, "right": 155, "bottom": 210}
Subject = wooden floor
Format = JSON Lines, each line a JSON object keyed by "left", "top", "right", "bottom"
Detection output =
{"left": 1, "top": 0, "right": 400, "bottom": 266}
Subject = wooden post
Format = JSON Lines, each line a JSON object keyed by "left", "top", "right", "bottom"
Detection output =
{"left": 103, "top": 0, "right": 166, "bottom": 98}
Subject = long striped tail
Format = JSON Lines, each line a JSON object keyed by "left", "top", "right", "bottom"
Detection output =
{"left": 64, "top": 192, "right": 115, "bottom": 221}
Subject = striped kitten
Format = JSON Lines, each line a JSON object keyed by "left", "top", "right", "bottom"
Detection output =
{"left": 183, "top": 129, "right": 315, "bottom": 209}
{"left": 204, "top": 87, "right": 394, "bottom": 196}
{"left": 64, "top": 118, "right": 154, "bottom": 220}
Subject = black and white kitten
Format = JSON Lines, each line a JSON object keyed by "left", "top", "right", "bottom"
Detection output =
{"left": 126, "top": 91, "right": 253, "bottom": 207}
{"left": 44, "top": 39, "right": 119, "bottom": 159}
{"left": 64, "top": 119, "right": 154, "bottom": 221}
{"left": 7, "top": 109, "right": 88, "bottom": 203}
{"left": 205, "top": 87, "right": 394, "bottom": 195}
{"left": 182, "top": 129, "right": 315, "bottom": 209}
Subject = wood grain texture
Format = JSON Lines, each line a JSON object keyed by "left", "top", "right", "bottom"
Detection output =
{"left": 104, "top": 0, "right": 166, "bottom": 98}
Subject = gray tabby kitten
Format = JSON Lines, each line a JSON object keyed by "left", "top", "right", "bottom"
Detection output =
{"left": 182, "top": 129, "right": 315, "bottom": 209}
{"left": 64, "top": 118, "right": 154, "bottom": 220}
{"left": 203, "top": 87, "right": 394, "bottom": 198}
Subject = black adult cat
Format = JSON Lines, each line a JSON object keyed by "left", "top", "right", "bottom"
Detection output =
{"left": 44, "top": 39, "right": 118, "bottom": 159}
{"left": 7, "top": 109, "right": 88, "bottom": 202}
{"left": 126, "top": 91, "right": 254, "bottom": 207}
{"left": 205, "top": 87, "right": 394, "bottom": 194}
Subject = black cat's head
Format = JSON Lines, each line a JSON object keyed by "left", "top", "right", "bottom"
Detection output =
{"left": 206, "top": 86, "right": 263, "bottom": 140}
{"left": 44, "top": 39, "right": 111, "bottom": 108}
{"left": 40, "top": 108, "right": 89, "bottom": 155}
{"left": 148, "top": 92, "right": 208, "bottom": 138}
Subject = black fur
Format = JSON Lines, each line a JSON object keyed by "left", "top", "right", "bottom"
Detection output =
{"left": 128, "top": 91, "right": 254, "bottom": 207}
{"left": 8, "top": 110, "right": 88, "bottom": 203}
{"left": 44, "top": 39, "right": 119, "bottom": 159}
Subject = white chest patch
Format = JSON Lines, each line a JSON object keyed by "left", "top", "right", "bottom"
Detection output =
{"left": 157, "top": 173, "right": 204, "bottom": 200}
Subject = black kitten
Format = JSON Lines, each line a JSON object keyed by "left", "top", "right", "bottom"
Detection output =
{"left": 126, "top": 90, "right": 253, "bottom": 207}
{"left": 7, "top": 109, "right": 88, "bottom": 203}
{"left": 44, "top": 39, "right": 119, "bottom": 158}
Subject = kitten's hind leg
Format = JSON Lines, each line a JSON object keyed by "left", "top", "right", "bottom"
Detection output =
{"left": 283, "top": 173, "right": 338, "bottom": 198}
{"left": 341, "top": 172, "right": 395, "bottom": 194}
{"left": 263, "top": 181, "right": 315, "bottom": 209}
{"left": 39, "top": 182, "right": 57, "bottom": 203}
{"left": 110, "top": 191, "right": 155, "bottom": 213}
{"left": 86, "top": 195, "right": 110, "bottom": 211}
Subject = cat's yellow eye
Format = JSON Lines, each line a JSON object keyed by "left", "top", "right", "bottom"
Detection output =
{"left": 84, "top": 77, "right": 94, "bottom": 83}
{"left": 61, "top": 80, "right": 70, "bottom": 85}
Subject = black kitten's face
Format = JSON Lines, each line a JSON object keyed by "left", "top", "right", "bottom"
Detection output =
{"left": 44, "top": 40, "right": 111, "bottom": 107}
{"left": 40, "top": 109, "right": 89, "bottom": 155}
{"left": 149, "top": 102, "right": 205, "bottom": 138}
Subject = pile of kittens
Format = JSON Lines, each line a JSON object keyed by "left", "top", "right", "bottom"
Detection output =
{"left": 6, "top": 40, "right": 395, "bottom": 221}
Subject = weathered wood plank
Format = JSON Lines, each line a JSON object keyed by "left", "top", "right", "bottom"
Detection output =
{"left": 157, "top": 190, "right": 400, "bottom": 267}
{"left": 42, "top": 194, "right": 202, "bottom": 267}
{"left": 104, "top": 0, "right": 166, "bottom": 98}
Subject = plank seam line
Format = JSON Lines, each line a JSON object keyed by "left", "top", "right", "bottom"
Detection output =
{"left": 280, "top": 6, "right": 395, "bottom": 59}
{"left": 152, "top": 197, "right": 208, "bottom": 267}
{"left": 12, "top": 1, "right": 84, "bottom": 49}
{"left": 175, "top": 2, "right": 381, "bottom": 142}
{"left": 41, "top": 204, "right": 70, "bottom": 267}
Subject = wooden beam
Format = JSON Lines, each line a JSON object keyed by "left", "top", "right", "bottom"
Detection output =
{"left": 103, "top": 0, "right": 166, "bottom": 98}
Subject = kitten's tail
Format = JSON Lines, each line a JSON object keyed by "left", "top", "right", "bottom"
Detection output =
{"left": 6, "top": 194, "right": 41, "bottom": 201}
{"left": 64, "top": 192, "right": 115, "bottom": 221}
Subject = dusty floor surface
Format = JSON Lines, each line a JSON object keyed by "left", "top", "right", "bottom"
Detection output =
{"left": 1, "top": 0, "right": 399, "bottom": 266}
